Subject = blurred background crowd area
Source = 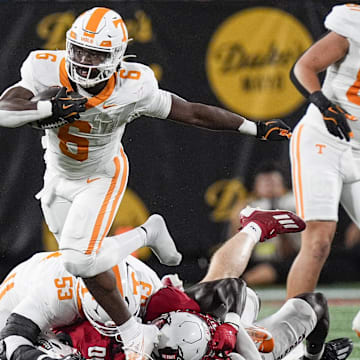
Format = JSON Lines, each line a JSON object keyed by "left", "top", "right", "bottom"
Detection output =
{"left": 0, "top": 0, "right": 358, "bottom": 287}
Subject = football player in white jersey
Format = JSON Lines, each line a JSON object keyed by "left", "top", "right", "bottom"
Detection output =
{"left": 0, "top": 208, "right": 352, "bottom": 360}
{"left": 287, "top": 4, "right": 360, "bottom": 299}
{"left": 0, "top": 7, "right": 292, "bottom": 360}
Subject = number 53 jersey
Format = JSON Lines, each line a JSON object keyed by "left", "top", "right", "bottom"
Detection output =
{"left": 0, "top": 251, "right": 162, "bottom": 332}
{"left": 15, "top": 50, "right": 172, "bottom": 179}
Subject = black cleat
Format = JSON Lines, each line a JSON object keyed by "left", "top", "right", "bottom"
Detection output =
{"left": 321, "top": 338, "right": 353, "bottom": 359}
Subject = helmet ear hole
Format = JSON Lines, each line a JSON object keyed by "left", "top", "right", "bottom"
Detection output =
{"left": 153, "top": 312, "right": 211, "bottom": 360}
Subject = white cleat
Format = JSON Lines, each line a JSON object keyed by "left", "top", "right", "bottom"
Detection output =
{"left": 123, "top": 324, "right": 160, "bottom": 360}
{"left": 142, "top": 214, "right": 182, "bottom": 266}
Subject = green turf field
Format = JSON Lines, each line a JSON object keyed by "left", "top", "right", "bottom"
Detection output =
{"left": 259, "top": 302, "right": 360, "bottom": 359}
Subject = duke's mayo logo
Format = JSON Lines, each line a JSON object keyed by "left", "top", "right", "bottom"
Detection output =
{"left": 206, "top": 7, "right": 313, "bottom": 120}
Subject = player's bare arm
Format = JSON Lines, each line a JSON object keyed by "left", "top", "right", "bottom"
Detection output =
{"left": 168, "top": 95, "right": 292, "bottom": 140}
{"left": 0, "top": 86, "right": 87, "bottom": 129}
{"left": 293, "top": 31, "right": 349, "bottom": 94}
{"left": 291, "top": 31, "right": 356, "bottom": 141}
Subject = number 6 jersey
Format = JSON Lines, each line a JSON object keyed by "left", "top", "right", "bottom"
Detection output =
{"left": 14, "top": 50, "right": 172, "bottom": 178}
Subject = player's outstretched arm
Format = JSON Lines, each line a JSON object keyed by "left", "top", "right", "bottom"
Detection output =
{"left": 0, "top": 86, "right": 87, "bottom": 129}
{"left": 167, "top": 95, "right": 291, "bottom": 141}
{"left": 291, "top": 31, "right": 356, "bottom": 141}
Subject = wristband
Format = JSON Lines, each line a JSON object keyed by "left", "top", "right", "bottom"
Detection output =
{"left": 308, "top": 91, "right": 331, "bottom": 112}
{"left": 237, "top": 119, "right": 257, "bottom": 136}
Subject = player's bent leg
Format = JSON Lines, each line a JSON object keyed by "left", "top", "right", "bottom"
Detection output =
{"left": 295, "top": 293, "right": 329, "bottom": 359}
{"left": 141, "top": 214, "right": 182, "bottom": 266}
{"left": 286, "top": 221, "right": 336, "bottom": 299}
{"left": 256, "top": 296, "right": 318, "bottom": 360}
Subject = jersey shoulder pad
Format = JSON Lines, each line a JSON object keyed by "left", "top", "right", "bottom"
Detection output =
{"left": 21, "top": 50, "right": 65, "bottom": 93}
{"left": 325, "top": 4, "right": 360, "bottom": 41}
{"left": 120, "top": 61, "right": 158, "bottom": 91}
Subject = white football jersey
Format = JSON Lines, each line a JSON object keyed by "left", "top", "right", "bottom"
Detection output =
{"left": 15, "top": 50, "right": 172, "bottom": 179}
{"left": 300, "top": 4, "right": 360, "bottom": 147}
{"left": 0, "top": 251, "right": 161, "bottom": 332}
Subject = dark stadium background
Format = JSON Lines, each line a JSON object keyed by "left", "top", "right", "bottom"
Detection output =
{"left": 0, "top": 0, "right": 356, "bottom": 285}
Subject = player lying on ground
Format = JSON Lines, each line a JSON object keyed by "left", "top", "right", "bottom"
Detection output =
{"left": 0, "top": 208, "right": 352, "bottom": 360}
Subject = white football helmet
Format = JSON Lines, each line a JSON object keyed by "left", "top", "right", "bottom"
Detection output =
{"left": 37, "top": 331, "right": 82, "bottom": 359}
{"left": 66, "top": 7, "right": 129, "bottom": 88}
{"left": 153, "top": 312, "right": 211, "bottom": 360}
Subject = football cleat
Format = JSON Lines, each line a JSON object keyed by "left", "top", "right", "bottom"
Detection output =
{"left": 320, "top": 338, "right": 353, "bottom": 360}
{"left": 123, "top": 324, "right": 160, "bottom": 360}
{"left": 239, "top": 206, "right": 306, "bottom": 242}
{"left": 246, "top": 325, "right": 274, "bottom": 353}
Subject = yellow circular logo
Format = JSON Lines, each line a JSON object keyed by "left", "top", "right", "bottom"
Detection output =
{"left": 206, "top": 7, "right": 313, "bottom": 120}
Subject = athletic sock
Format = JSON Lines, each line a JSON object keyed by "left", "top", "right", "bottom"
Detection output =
{"left": 241, "top": 222, "right": 262, "bottom": 244}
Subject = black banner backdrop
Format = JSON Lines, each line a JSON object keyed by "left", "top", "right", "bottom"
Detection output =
{"left": 0, "top": 1, "right": 352, "bottom": 283}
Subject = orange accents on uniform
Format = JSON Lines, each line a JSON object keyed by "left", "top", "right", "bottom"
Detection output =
{"left": 85, "top": 73, "right": 116, "bottom": 109}
{"left": 70, "top": 31, "right": 77, "bottom": 40}
{"left": 60, "top": 57, "right": 74, "bottom": 92}
{"left": 292, "top": 124, "right": 305, "bottom": 219}
{"left": 2, "top": 272, "right": 16, "bottom": 284}
{"left": 83, "top": 31, "right": 95, "bottom": 38}
{"left": 119, "top": 69, "right": 141, "bottom": 80}
{"left": 87, "top": 177, "right": 100, "bottom": 184}
{"left": 41, "top": 251, "right": 62, "bottom": 261}
{"left": 75, "top": 281, "right": 85, "bottom": 317}
{"left": 113, "top": 19, "right": 127, "bottom": 42}
{"left": 59, "top": 57, "right": 115, "bottom": 109}
{"left": 0, "top": 282, "right": 14, "bottom": 301}
{"left": 85, "top": 153, "right": 127, "bottom": 255}
{"left": 100, "top": 40, "right": 112, "bottom": 47}
{"left": 112, "top": 266, "right": 124, "bottom": 297}
{"left": 315, "top": 144, "right": 326, "bottom": 154}
{"left": 96, "top": 148, "right": 128, "bottom": 253}
{"left": 85, "top": 8, "right": 110, "bottom": 34}
{"left": 0, "top": 272, "right": 16, "bottom": 301}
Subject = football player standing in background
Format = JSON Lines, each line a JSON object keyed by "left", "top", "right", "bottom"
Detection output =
{"left": 0, "top": 7, "right": 291, "bottom": 359}
{"left": 287, "top": 4, "right": 360, "bottom": 298}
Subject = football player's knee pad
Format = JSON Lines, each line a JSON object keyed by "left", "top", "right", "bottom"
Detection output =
{"left": 295, "top": 292, "right": 328, "bottom": 323}
{"left": 60, "top": 249, "right": 98, "bottom": 278}
{"left": 0, "top": 313, "right": 40, "bottom": 343}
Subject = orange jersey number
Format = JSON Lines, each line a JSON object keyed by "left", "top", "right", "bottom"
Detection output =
{"left": 35, "top": 53, "right": 57, "bottom": 62}
{"left": 131, "top": 271, "right": 152, "bottom": 306}
{"left": 54, "top": 276, "right": 74, "bottom": 300}
{"left": 58, "top": 120, "right": 91, "bottom": 161}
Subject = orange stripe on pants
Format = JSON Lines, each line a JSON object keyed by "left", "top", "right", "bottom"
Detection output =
{"left": 86, "top": 156, "right": 122, "bottom": 255}
{"left": 96, "top": 147, "right": 128, "bottom": 253}
{"left": 291, "top": 124, "right": 305, "bottom": 218}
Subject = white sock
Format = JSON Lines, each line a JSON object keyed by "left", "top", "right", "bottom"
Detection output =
{"left": 241, "top": 222, "right": 262, "bottom": 244}
{"left": 92, "top": 228, "right": 146, "bottom": 274}
{"left": 241, "top": 287, "right": 260, "bottom": 325}
{"left": 117, "top": 316, "right": 141, "bottom": 345}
